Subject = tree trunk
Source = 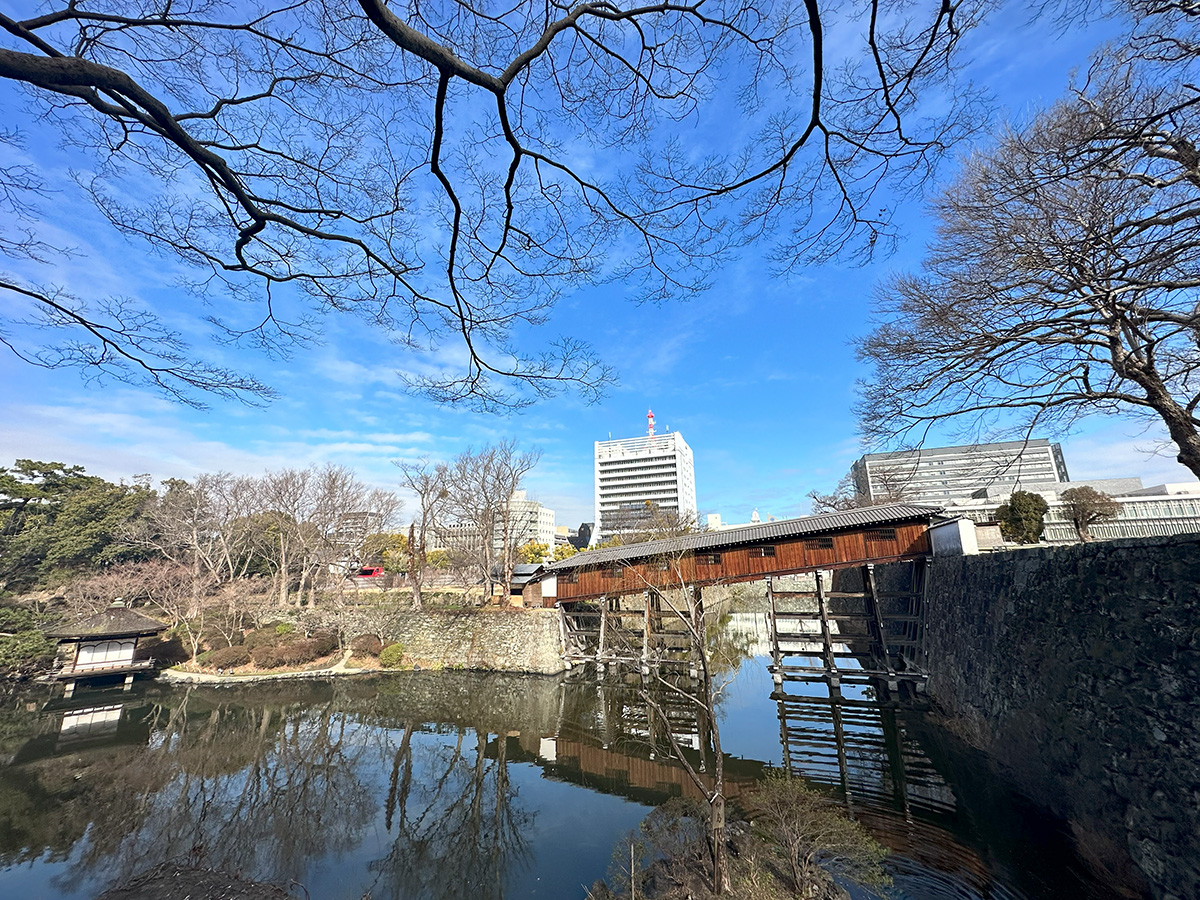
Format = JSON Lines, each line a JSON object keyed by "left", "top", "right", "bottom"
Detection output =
{"left": 1116, "top": 351, "right": 1200, "bottom": 479}
{"left": 710, "top": 790, "right": 731, "bottom": 894}
{"left": 409, "top": 522, "right": 422, "bottom": 610}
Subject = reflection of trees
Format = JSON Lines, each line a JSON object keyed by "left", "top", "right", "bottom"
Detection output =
{"left": 1, "top": 673, "right": 548, "bottom": 898}
{"left": 82, "top": 686, "right": 374, "bottom": 888}
{"left": 367, "top": 724, "right": 531, "bottom": 900}
{"left": 0, "top": 684, "right": 375, "bottom": 892}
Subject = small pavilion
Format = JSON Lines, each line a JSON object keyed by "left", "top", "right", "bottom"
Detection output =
{"left": 44, "top": 602, "right": 166, "bottom": 698}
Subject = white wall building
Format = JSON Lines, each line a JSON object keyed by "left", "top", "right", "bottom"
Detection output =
{"left": 946, "top": 480, "right": 1200, "bottom": 543}
{"left": 850, "top": 439, "right": 1069, "bottom": 504}
{"left": 500, "top": 490, "right": 557, "bottom": 551}
{"left": 594, "top": 414, "right": 697, "bottom": 541}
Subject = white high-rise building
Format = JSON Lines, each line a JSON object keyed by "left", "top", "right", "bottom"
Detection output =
{"left": 594, "top": 411, "right": 697, "bottom": 540}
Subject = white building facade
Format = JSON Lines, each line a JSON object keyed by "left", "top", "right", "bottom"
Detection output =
{"left": 946, "top": 480, "right": 1200, "bottom": 543}
{"left": 500, "top": 490, "right": 557, "bottom": 550}
{"left": 594, "top": 429, "right": 697, "bottom": 540}
{"left": 851, "top": 440, "right": 1069, "bottom": 504}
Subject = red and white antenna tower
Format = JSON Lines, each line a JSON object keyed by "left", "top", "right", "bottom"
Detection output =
{"left": 647, "top": 408, "right": 656, "bottom": 436}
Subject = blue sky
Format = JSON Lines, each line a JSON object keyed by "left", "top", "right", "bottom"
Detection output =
{"left": 1, "top": 2, "right": 1195, "bottom": 529}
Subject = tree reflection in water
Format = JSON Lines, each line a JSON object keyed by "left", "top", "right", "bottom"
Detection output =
{"left": 1, "top": 677, "right": 540, "bottom": 899}
{"left": 368, "top": 724, "right": 531, "bottom": 900}
{"left": 59, "top": 685, "right": 375, "bottom": 891}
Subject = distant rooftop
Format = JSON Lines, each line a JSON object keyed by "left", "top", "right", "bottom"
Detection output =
{"left": 45, "top": 604, "right": 166, "bottom": 640}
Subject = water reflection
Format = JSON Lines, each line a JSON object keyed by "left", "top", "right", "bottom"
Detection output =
{"left": 0, "top": 657, "right": 1136, "bottom": 900}
{"left": 773, "top": 680, "right": 1008, "bottom": 899}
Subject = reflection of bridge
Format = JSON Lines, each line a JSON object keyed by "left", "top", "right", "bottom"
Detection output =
{"left": 772, "top": 680, "right": 1022, "bottom": 899}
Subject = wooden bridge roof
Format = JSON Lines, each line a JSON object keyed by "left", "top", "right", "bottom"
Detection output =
{"left": 546, "top": 502, "right": 945, "bottom": 571}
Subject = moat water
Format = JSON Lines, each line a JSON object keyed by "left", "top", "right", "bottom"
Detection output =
{"left": 0, "top": 624, "right": 1132, "bottom": 899}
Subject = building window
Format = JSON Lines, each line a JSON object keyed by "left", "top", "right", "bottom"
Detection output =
{"left": 864, "top": 528, "right": 897, "bottom": 542}
{"left": 601, "top": 565, "right": 624, "bottom": 579}
{"left": 804, "top": 537, "right": 834, "bottom": 550}
{"left": 696, "top": 553, "right": 722, "bottom": 565}
{"left": 747, "top": 546, "right": 777, "bottom": 558}
{"left": 561, "top": 571, "right": 578, "bottom": 584}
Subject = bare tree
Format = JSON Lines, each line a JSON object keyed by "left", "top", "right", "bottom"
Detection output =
{"left": 441, "top": 441, "right": 540, "bottom": 601}
{"left": 129, "top": 473, "right": 259, "bottom": 612}
{"left": 1059, "top": 486, "right": 1122, "bottom": 542}
{"left": 598, "top": 502, "right": 698, "bottom": 545}
{"left": 0, "top": 0, "right": 980, "bottom": 407}
{"left": 588, "top": 534, "right": 747, "bottom": 893}
{"left": 857, "top": 3, "right": 1200, "bottom": 476}
{"left": 256, "top": 463, "right": 401, "bottom": 605}
{"left": 395, "top": 457, "right": 449, "bottom": 609}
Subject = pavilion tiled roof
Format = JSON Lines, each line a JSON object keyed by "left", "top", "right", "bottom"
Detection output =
{"left": 45, "top": 604, "right": 167, "bottom": 640}
{"left": 545, "top": 502, "right": 945, "bottom": 571}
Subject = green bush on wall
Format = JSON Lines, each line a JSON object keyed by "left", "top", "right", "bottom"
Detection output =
{"left": 379, "top": 643, "right": 405, "bottom": 669}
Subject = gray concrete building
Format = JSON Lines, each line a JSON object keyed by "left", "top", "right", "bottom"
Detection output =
{"left": 850, "top": 440, "right": 1069, "bottom": 505}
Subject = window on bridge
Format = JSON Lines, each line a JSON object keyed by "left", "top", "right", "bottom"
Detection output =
{"left": 748, "top": 546, "right": 777, "bottom": 558}
{"left": 804, "top": 537, "right": 835, "bottom": 550}
{"left": 697, "top": 553, "right": 722, "bottom": 565}
{"left": 864, "top": 528, "right": 898, "bottom": 542}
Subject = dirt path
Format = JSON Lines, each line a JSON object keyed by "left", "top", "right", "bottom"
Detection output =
{"left": 159, "top": 649, "right": 371, "bottom": 685}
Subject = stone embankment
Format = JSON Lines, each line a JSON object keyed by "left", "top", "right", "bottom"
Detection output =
{"left": 877, "top": 533, "right": 1199, "bottom": 900}
{"left": 312, "top": 606, "right": 568, "bottom": 675}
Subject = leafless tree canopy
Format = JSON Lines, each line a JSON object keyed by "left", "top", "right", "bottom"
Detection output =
{"left": 438, "top": 440, "right": 540, "bottom": 597}
{"left": 394, "top": 456, "right": 449, "bottom": 609}
{"left": 0, "top": 0, "right": 979, "bottom": 407}
{"left": 856, "top": 2, "right": 1200, "bottom": 477}
{"left": 129, "top": 463, "right": 401, "bottom": 607}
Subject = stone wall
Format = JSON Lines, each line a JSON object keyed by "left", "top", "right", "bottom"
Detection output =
{"left": 311, "top": 607, "right": 567, "bottom": 675}
{"left": 878, "top": 534, "right": 1199, "bottom": 900}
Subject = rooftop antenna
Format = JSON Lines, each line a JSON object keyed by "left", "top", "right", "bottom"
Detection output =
{"left": 647, "top": 408, "right": 656, "bottom": 437}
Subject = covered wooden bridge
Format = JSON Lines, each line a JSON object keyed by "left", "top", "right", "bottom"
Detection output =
{"left": 540, "top": 503, "right": 946, "bottom": 690}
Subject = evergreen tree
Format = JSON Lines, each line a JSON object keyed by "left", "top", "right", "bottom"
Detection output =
{"left": 994, "top": 490, "right": 1049, "bottom": 544}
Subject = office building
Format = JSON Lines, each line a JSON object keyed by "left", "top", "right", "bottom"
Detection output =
{"left": 850, "top": 440, "right": 1069, "bottom": 505}
{"left": 948, "top": 480, "right": 1200, "bottom": 542}
{"left": 500, "top": 490, "right": 557, "bottom": 551}
{"left": 594, "top": 411, "right": 697, "bottom": 540}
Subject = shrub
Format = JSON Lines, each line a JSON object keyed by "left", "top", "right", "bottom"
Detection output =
{"left": 746, "top": 771, "right": 890, "bottom": 895}
{"left": 206, "top": 645, "right": 251, "bottom": 669}
{"left": 275, "top": 622, "right": 295, "bottom": 636}
{"left": 0, "top": 606, "right": 38, "bottom": 633}
{"left": 242, "top": 626, "right": 278, "bottom": 650}
{"left": 0, "top": 631, "right": 58, "bottom": 677}
{"left": 350, "top": 633, "right": 383, "bottom": 656}
{"left": 378, "top": 643, "right": 405, "bottom": 669}
{"left": 309, "top": 629, "right": 339, "bottom": 656}
{"left": 250, "top": 645, "right": 285, "bottom": 669}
